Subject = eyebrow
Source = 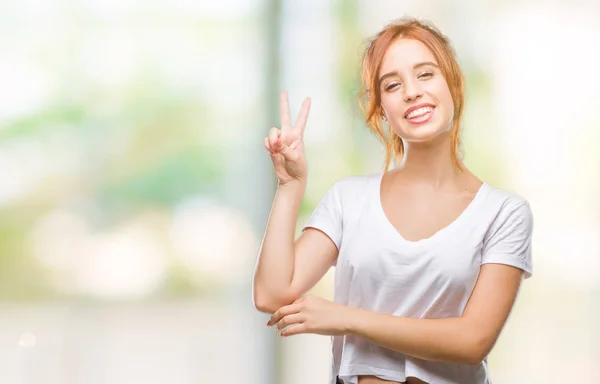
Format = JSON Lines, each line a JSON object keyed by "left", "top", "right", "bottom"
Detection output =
{"left": 378, "top": 61, "right": 439, "bottom": 86}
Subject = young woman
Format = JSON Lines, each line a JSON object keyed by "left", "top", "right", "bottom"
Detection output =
{"left": 253, "top": 18, "right": 533, "bottom": 384}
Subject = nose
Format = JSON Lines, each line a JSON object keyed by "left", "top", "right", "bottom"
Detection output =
{"left": 403, "top": 79, "right": 423, "bottom": 102}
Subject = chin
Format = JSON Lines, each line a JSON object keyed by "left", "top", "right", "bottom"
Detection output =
{"left": 396, "top": 123, "right": 448, "bottom": 143}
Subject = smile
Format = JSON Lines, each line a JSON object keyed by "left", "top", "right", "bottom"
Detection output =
{"left": 405, "top": 106, "right": 434, "bottom": 124}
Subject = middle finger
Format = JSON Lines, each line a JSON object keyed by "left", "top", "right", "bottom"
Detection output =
{"left": 268, "top": 302, "right": 302, "bottom": 325}
{"left": 279, "top": 91, "right": 292, "bottom": 129}
{"left": 276, "top": 313, "right": 304, "bottom": 331}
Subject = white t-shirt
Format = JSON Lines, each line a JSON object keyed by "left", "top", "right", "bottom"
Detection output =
{"left": 302, "top": 173, "right": 533, "bottom": 384}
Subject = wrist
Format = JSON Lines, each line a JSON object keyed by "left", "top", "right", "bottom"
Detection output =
{"left": 277, "top": 178, "right": 307, "bottom": 191}
{"left": 345, "top": 306, "right": 367, "bottom": 335}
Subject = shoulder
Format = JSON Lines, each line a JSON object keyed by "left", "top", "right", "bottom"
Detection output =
{"left": 482, "top": 182, "right": 533, "bottom": 229}
{"left": 331, "top": 172, "right": 381, "bottom": 191}
{"left": 484, "top": 182, "right": 530, "bottom": 208}
{"left": 326, "top": 173, "right": 381, "bottom": 201}
{"left": 479, "top": 184, "right": 534, "bottom": 275}
{"left": 313, "top": 173, "right": 381, "bottom": 213}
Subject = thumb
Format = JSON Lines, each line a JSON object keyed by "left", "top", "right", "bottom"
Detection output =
{"left": 277, "top": 140, "right": 300, "bottom": 161}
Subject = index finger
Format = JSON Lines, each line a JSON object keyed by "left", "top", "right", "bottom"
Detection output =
{"left": 279, "top": 91, "right": 292, "bottom": 129}
{"left": 267, "top": 303, "right": 302, "bottom": 326}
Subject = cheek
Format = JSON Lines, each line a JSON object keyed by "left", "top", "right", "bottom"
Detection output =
{"left": 436, "top": 84, "right": 455, "bottom": 116}
{"left": 382, "top": 94, "right": 410, "bottom": 119}
{"left": 380, "top": 94, "right": 400, "bottom": 114}
{"left": 444, "top": 90, "right": 455, "bottom": 116}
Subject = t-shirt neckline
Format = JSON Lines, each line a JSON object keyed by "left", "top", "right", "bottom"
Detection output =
{"left": 374, "top": 172, "right": 490, "bottom": 248}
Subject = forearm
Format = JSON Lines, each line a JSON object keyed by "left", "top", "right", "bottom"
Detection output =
{"left": 253, "top": 180, "right": 306, "bottom": 312}
{"left": 348, "top": 309, "right": 485, "bottom": 365}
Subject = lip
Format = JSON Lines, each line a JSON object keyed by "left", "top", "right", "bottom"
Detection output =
{"left": 404, "top": 103, "right": 435, "bottom": 118}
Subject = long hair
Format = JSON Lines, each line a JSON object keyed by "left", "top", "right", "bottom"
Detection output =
{"left": 358, "top": 18, "right": 465, "bottom": 171}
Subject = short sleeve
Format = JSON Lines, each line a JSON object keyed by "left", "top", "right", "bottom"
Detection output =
{"left": 302, "top": 181, "right": 344, "bottom": 251}
{"left": 481, "top": 200, "right": 533, "bottom": 279}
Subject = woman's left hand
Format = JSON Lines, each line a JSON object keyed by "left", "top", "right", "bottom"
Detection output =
{"left": 267, "top": 295, "right": 357, "bottom": 337}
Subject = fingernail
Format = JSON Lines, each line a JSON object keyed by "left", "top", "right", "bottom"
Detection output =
{"left": 266, "top": 320, "right": 272, "bottom": 326}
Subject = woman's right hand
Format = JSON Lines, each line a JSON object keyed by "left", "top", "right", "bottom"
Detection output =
{"left": 264, "top": 91, "right": 311, "bottom": 186}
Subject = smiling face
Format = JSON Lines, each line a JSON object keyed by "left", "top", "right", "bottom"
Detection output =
{"left": 379, "top": 38, "right": 455, "bottom": 144}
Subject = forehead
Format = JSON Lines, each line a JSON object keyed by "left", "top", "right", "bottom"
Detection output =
{"left": 380, "top": 38, "right": 437, "bottom": 73}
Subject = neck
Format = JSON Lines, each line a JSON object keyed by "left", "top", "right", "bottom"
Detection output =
{"left": 395, "top": 134, "right": 463, "bottom": 189}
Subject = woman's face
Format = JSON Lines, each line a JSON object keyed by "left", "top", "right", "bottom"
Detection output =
{"left": 378, "top": 38, "right": 455, "bottom": 144}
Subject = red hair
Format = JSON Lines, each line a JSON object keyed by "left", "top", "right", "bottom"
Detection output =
{"left": 359, "top": 18, "right": 465, "bottom": 171}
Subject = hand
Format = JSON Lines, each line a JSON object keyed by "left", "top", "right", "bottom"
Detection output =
{"left": 267, "top": 295, "right": 355, "bottom": 337}
{"left": 264, "top": 91, "right": 311, "bottom": 186}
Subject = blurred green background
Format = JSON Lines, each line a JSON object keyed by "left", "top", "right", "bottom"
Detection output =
{"left": 0, "top": 0, "right": 598, "bottom": 383}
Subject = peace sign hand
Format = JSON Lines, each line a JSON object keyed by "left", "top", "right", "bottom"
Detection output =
{"left": 264, "top": 91, "right": 311, "bottom": 186}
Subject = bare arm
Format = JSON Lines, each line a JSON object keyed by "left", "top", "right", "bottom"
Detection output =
{"left": 270, "top": 263, "right": 524, "bottom": 363}
{"left": 252, "top": 91, "right": 338, "bottom": 313}
{"left": 253, "top": 182, "right": 338, "bottom": 313}
{"left": 347, "top": 263, "right": 524, "bottom": 365}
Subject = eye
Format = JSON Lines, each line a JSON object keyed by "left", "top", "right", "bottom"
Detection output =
{"left": 385, "top": 83, "right": 401, "bottom": 91}
{"left": 418, "top": 72, "right": 433, "bottom": 79}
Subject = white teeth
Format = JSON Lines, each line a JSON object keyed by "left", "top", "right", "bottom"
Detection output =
{"left": 406, "top": 106, "right": 433, "bottom": 119}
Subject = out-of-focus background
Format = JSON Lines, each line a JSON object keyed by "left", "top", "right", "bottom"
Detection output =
{"left": 0, "top": 0, "right": 598, "bottom": 383}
